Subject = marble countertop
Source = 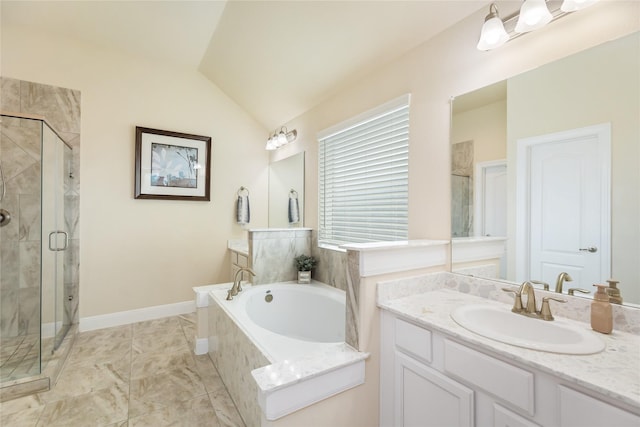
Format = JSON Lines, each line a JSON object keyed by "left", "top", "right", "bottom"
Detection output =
{"left": 227, "top": 239, "right": 248, "bottom": 256}
{"left": 378, "top": 289, "right": 640, "bottom": 411}
{"left": 251, "top": 342, "right": 368, "bottom": 393}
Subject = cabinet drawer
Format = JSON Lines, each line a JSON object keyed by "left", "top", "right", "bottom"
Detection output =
{"left": 444, "top": 339, "right": 534, "bottom": 415}
{"left": 395, "top": 318, "right": 432, "bottom": 364}
{"left": 236, "top": 253, "right": 249, "bottom": 268}
{"left": 558, "top": 385, "right": 640, "bottom": 427}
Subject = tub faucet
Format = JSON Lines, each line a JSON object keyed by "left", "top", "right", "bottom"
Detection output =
{"left": 555, "top": 272, "right": 573, "bottom": 294}
{"left": 227, "top": 267, "right": 256, "bottom": 300}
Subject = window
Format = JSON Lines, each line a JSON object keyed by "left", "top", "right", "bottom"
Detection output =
{"left": 318, "top": 95, "right": 410, "bottom": 248}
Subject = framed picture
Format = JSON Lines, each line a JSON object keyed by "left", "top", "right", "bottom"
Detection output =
{"left": 135, "top": 126, "right": 211, "bottom": 201}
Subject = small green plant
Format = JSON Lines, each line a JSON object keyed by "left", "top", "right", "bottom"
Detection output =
{"left": 295, "top": 254, "right": 317, "bottom": 271}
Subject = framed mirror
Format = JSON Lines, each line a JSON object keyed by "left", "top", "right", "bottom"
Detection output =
{"left": 450, "top": 32, "right": 639, "bottom": 306}
{"left": 268, "top": 152, "right": 305, "bottom": 228}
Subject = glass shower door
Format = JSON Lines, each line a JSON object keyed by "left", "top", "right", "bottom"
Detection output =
{"left": 41, "top": 123, "right": 72, "bottom": 355}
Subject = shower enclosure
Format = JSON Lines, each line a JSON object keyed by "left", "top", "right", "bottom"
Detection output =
{"left": 0, "top": 113, "right": 75, "bottom": 388}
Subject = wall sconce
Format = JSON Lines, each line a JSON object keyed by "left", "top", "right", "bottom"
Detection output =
{"left": 265, "top": 127, "right": 298, "bottom": 150}
{"left": 477, "top": 0, "right": 598, "bottom": 51}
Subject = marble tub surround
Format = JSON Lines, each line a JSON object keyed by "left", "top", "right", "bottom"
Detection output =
{"left": 206, "top": 281, "right": 368, "bottom": 425}
{"left": 227, "top": 239, "right": 249, "bottom": 256}
{"left": 251, "top": 343, "right": 368, "bottom": 422}
{"left": 377, "top": 271, "right": 640, "bottom": 334}
{"left": 209, "top": 288, "right": 269, "bottom": 427}
{"left": 378, "top": 288, "right": 640, "bottom": 413}
{"left": 249, "top": 228, "right": 312, "bottom": 285}
{"left": 0, "top": 313, "right": 244, "bottom": 427}
{"left": 342, "top": 240, "right": 450, "bottom": 350}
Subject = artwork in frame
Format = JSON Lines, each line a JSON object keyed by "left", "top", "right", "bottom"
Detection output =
{"left": 135, "top": 126, "right": 211, "bottom": 201}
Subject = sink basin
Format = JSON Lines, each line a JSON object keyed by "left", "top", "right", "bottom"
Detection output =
{"left": 451, "top": 304, "right": 605, "bottom": 355}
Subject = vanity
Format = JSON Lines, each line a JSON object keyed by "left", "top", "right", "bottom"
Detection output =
{"left": 378, "top": 275, "right": 640, "bottom": 427}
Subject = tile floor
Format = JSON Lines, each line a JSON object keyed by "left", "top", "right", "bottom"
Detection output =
{"left": 1, "top": 333, "right": 41, "bottom": 382}
{"left": 0, "top": 314, "right": 246, "bottom": 427}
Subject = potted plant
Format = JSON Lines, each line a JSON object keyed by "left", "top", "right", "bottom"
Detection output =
{"left": 294, "top": 254, "right": 317, "bottom": 284}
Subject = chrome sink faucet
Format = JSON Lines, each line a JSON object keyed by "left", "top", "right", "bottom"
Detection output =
{"left": 555, "top": 272, "right": 573, "bottom": 293}
{"left": 226, "top": 267, "right": 256, "bottom": 300}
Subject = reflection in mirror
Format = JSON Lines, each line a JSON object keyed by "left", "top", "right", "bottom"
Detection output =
{"left": 268, "top": 152, "right": 305, "bottom": 228}
{"left": 450, "top": 32, "right": 639, "bottom": 306}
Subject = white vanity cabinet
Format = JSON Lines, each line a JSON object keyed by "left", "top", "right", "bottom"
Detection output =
{"left": 380, "top": 310, "right": 640, "bottom": 427}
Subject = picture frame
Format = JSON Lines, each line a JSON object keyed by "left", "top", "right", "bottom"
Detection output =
{"left": 135, "top": 126, "right": 211, "bottom": 201}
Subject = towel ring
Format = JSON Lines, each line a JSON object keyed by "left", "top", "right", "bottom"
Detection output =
{"left": 238, "top": 186, "right": 249, "bottom": 197}
{"left": 289, "top": 189, "right": 298, "bottom": 199}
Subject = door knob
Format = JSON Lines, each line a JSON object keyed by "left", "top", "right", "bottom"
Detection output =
{"left": 579, "top": 246, "right": 598, "bottom": 253}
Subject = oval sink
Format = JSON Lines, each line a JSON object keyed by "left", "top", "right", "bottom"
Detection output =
{"left": 451, "top": 304, "right": 605, "bottom": 355}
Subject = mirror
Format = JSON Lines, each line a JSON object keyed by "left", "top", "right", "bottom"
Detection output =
{"left": 450, "top": 32, "right": 639, "bottom": 306}
{"left": 268, "top": 152, "right": 305, "bottom": 228}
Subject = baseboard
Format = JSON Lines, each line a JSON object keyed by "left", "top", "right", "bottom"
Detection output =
{"left": 79, "top": 300, "right": 195, "bottom": 332}
{"left": 194, "top": 337, "right": 209, "bottom": 355}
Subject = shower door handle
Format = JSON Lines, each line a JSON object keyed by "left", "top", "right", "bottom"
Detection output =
{"left": 48, "top": 231, "right": 69, "bottom": 251}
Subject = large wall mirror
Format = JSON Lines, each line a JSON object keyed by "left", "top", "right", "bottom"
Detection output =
{"left": 268, "top": 151, "right": 305, "bottom": 228}
{"left": 450, "top": 31, "right": 639, "bottom": 306}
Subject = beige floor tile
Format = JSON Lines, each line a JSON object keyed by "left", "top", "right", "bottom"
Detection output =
{"left": 1, "top": 313, "right": 245, "bottom": 427}
{"left": 131, "top": 349, "right": 197, "bottom": 380}
{"left": 208, "top": 389, "right": 246, "bottom": 427}
{"left": 128, "top": 394, "right": 221, "bottom": 427}
{"left": 36, "top": 383, "right": 129, "bottom": 427}
{"left": 0, "top": 392, "right": 47, "bottom": 416}
{"left": 193, "top": 354, "right": 227, "bottom": 395}
{"left": 128, "top": 367, "right": 207, "bottom": 418}
{"left": 132, "top": 330, "right": 188, "bottom": 356}
{"left": 40, "top": 358, "right": 130, "bottom": 403}
{"left": 75, "top": 325, "right": 132, "bottom": 346}
{"left": 67, "top": 338, "right": 131, "bottom": 366}
{"left": 132, "top": 317, "right": 183, "bottom": 337}
{"left": 1, "top": 405, "right": 44, "bottom": 427}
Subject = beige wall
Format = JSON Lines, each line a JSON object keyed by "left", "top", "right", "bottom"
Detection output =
{"left": 452, "top": 99, "right": 507, "bottom": 165}
{"left": 279, "top": 0, "right": 639, "bottom": 245}
{"left": 1, "top": 26, "right": 269, "bottom": 318}
{"left": 2, "top": 1, "right": 638, "bottom": 320}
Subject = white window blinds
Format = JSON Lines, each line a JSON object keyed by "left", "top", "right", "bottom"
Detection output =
{"left": 319, "top": 95, "right": 410, "bottom": 247}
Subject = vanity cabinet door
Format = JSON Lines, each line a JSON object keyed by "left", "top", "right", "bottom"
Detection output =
{"left": 394, "top": 351, "right": 474, "bottom": 427}
{"left": 558, "top": 386, "right": 640, "bottom": 427}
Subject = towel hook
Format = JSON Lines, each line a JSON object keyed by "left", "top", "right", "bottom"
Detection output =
{"left": 238, "top": 186, "right": 249, "bottom": 197}
{"left": 289, "top": 189, "right": 298, "bottom": 198}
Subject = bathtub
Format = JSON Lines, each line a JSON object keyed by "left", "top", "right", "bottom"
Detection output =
{"left": 209, "top": 281, "right": 344, "bottom": 360}
{"left": 207, "top": 281, "right": 354, "bottom": 426}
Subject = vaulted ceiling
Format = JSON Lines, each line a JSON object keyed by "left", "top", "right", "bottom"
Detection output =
{"left": 2, "top": 0, "right": 489, "bottom": 129}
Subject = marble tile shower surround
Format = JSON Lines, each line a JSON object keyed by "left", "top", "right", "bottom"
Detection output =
{"left": 377, "top": 272, "right": 640, "bottom": 335}
{"left": 1, "top": 314, "right": 245, "bottom": 427}
{"left": 1, "top": 78, "right": 81, "bottom": 390}
{"left": 249, "top": 228, "right": 311, "bottom": 285}
{"left": 208, "top": 296, "right": 268, "bottom": 427}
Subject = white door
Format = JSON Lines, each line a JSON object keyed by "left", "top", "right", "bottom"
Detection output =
{"left": 475, "top": 161, "right": 507, "bottom": 238}
{"left": 516, "top": 124, "right": 610, "bottom": 289}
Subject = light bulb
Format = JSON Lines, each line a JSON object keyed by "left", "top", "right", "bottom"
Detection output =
{"left": 515, "top": 0, "right": 552, "bottom": 33}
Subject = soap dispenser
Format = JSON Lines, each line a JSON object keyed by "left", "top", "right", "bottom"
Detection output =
{"left": 591, "top": 284, "right": 613, "bottom": 334}
{"left": 606, "top": 279, "right": 623, "bottom": 305}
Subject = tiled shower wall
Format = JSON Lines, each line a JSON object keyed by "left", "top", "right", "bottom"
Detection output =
{"left": 0, "top": 77, "right": 81, "bottom": 339}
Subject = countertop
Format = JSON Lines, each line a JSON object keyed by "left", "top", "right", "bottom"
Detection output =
{"left": 378, "top": 288, "right": 640, "bottom": 412}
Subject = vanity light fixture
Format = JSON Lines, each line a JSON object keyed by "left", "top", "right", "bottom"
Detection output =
{"left": 265, "top": 127, "right": 298, "bottom": 150}
{"left": 477, "top": 3, "right": 509, "bottom": 51}
{"left": 478, "top": 0, "right": 599, "bottom": 51}
{"left": 515, "top": 0, "right": 552, "bottom": 33}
